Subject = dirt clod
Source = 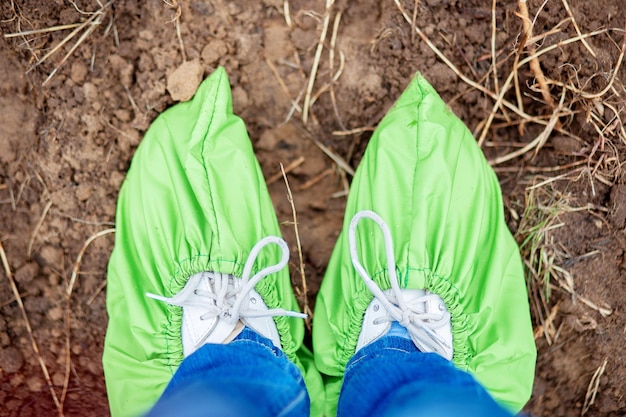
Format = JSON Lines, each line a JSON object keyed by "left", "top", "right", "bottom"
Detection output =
{"left": 0, "top": 347, "right": 24, "bottom": 373}
{"left": 167, "top": 59, "right": 204, "bottom": 102}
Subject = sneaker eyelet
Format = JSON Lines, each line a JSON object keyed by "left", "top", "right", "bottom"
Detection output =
{"left": 438, "top": 304, "right": 445, "bottom": 311}
{"left": 250, "top": 297, "right": 257, "bottom": 304}
{"left": 373, "top": 304, "right": 379, "bottom": 312}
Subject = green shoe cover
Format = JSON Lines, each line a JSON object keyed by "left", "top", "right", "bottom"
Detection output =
{"left": 103, "top": 67, "right": 323, "bottom": 417}
{"left": 313, "top": 73, "right": 536, "bottom": 416}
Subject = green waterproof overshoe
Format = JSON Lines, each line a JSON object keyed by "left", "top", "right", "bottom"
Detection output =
{"left": 313, "top": 73, "right": 536, "bottom": 416}
{"left": 103, "top": 67, "right": 323, "bottom": 417}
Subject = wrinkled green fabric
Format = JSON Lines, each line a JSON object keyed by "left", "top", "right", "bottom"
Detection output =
{"left": 103, "top": 67, "right": 323, "bottom": 417}
{"left": 313, "top": 73, "right": 536, "bottom": 416}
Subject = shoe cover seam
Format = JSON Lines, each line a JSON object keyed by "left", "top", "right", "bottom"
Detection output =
{"left": 200, "top": 69, "right": 223, "bottom": 258}
{"left": 405, "top": 78, "right": 424, "bottom": 289}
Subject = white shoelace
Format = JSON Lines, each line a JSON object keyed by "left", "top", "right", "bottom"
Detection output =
{"left": 146, "top": 236, "right": 306, "bottom": 325}
{"left": 349, "top": 210, "right": 452, "bottom": 355}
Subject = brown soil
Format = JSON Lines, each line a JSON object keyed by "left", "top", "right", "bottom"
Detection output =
{"left": 0, "top": 0, "right": 625, "bottom": 416}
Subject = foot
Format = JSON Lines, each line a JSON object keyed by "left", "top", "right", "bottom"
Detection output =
{"left": 350, "top": 211, "right": 453, "bottom": 359}
{"left": 146, "top": 236, "right": 305, "bottom": 356}
{"left": 312, "top": 73, "right": 535, "bottom": 416}
{"left": 103, "top": 68, "right": 321, "bottom": 417}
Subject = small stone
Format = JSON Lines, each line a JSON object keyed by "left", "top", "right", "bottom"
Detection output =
{"left": 0, "top": 346, "right": 23, "bottom": 373}
{"left": 14, "top": 262, "right": 39, "bottom": 285}
{"left": 75, "top": 184, "right": 92, "bottom": 201}
{"left": 87, "top": 361, "right": 100, "bottom": 375}
{"left": 52, "top": 372, "right": 64, "bottom": 387}
{"left": 26, "top": 376, "right": 42, "bottom": 392}
{"left": 48, "top": 306, "right": 63, "bottom": 321}
{"left": 83, "top": 82, "right": 98, "bottom": 102}
{"left": 138, "top": 30, "right": 153, "bottom": 40}
{"left": 70, "top": 61, "right": 88, "bottom": 84}
{"left": 109, "top": 54, "right": 134, "bottom": 87}
{"left": 109, "top": 171, "right": 125, "bottom": 190}
{"left": 114, "top": 109, "right": 131, "bottom": 123}
{"left": 166, "top": 59, "right": 204, "bottom": 102}
{"left": 231, "top": 86, "right": 249, "bottom": 111}
{"left": 39, "top": 245, "right": 63, "bottom": 267}
{"left": 201, "top": 40, "right": 228, "bottom": 64}
{"left": 10, "top": 374, "right": 24, "bottom": 387}
{"left": 0, "top": 332, "right": 10, "bottom": 347}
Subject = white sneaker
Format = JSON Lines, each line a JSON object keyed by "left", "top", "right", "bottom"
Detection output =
{"left": 350, "top": 210, "right": 453, "bottom": 360}
{"left": 147, "top": 236, "right": 306, "bottom": 357}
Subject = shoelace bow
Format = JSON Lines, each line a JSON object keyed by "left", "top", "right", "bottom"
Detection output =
{"left": 349, "top": 210, "right": 452, "bottom": 355}
{"left": 146, "top": 236, "right": 306, "bottom": 325}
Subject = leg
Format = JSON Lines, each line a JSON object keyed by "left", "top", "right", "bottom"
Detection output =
{"left": 147, "top": 328, "right": 309, "bottom": 417}
{"left": 338, "top": 331, "right": 514, "bottom": 417}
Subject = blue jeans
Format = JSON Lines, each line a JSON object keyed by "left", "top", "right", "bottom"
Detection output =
{"left": 146, "top": 328, "right": 308, "bottom": 417}
{"left": 148, "top": 328, "right": 514, "bottom": 417}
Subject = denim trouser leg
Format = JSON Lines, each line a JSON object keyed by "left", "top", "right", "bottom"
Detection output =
{"left": 146, "top": 328, "right": 309, "bottom": 417}
{"left": 338, "top": 335, "right": 515, "bottom": 417}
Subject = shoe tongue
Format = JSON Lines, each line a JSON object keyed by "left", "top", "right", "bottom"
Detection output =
{"left": 386, "top": 321, "right": 411, "bottom": 339}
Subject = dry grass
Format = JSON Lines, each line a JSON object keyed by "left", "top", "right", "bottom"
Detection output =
{"left": 4, "top": 0, "right": 113, "bottom": 86}
{"left": 582, "top": 358, "right": 608, "bottom": 415}
{"left": 62, "top": 228, "right": 115, "bottom": 409}
{"left": 280, "top": 164, "right": 312, "bottom": 329}
{"left": 0, "top": 240, "right": 63, "bottom": 416}
{"left": 515, "top": 181, "right": 612, "bottom": 346}
{"left": 391, "top": 0, "right": 623, "bottom": 358}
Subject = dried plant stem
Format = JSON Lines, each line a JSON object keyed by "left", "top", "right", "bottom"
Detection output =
{"left": 297, "top": 168, "right": 334, "bottom": 191}
{"left": 0, "top": 241, "right": 63, "bottom": 416}
{"left": 489, "top": 90, "right": 565, "bottom": 165}
{"left": 42, "top": 11, "right": 105, "bottom": 85}
{"left": 394, "top": 0, "right": 615, "bottom": 147}
{"left": 491, "top": 0, "right": 500, "bottom": 96}
{"left": 266, "top": 58, "right": 302, "bottom": 113}
{"left": 310, "top": 137, "right": 355, "bottom": 176}
{"left": 477, "top": 28, "right": 610, "bottom": 146}
{"left": 4, "top": 23, "right": 84, "bottom": 38}
{"left": 303, "top": 0, "right": 334, "bottom": 123}
{"left": 561, "top": 0, "right": 596, "bottom": 57}
{"left": 582, "top": 358, "right": 608, "bottom": 415}
{"left": 411, "top": 0, "right": 419, "bottom": 43}
{"left": 328, "top": 10, "right": 346, "bottom": 130}
{"left": 579, "top": 31, "right": 626, "bottom": 99}
{"left": 517, "top": 0, "right": 555, "bottom": 108}
{"left": 393, "top": 0, "right": 534, "bottom": 124}
{"left": 62, "top": 228, "right": 115, "bottom": 407}
{"left": 280, "top": 164, "right": 312, "bottom": 327}
{"left": 29, "top": 11, "right": 100, "bottom": 72}
{"left": 533, "top": 301, "right": 560, "bottom": 340}
{"left": 283, "top": 0, "right": 292, "bottom": 28}
{"left": 27, "top": 200, "right": 52, "bottom": 258}
{"left": 267, "top": 156, "right": 305, "bottom": 185}
{"left": 332, "top": 126, "right": 376, "bottom": 136}
{"left": 66, "top": 228, "right": 115, "bottom": 297}
{"left": 163, "top": 0, "right": 186, "bottom": 61}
